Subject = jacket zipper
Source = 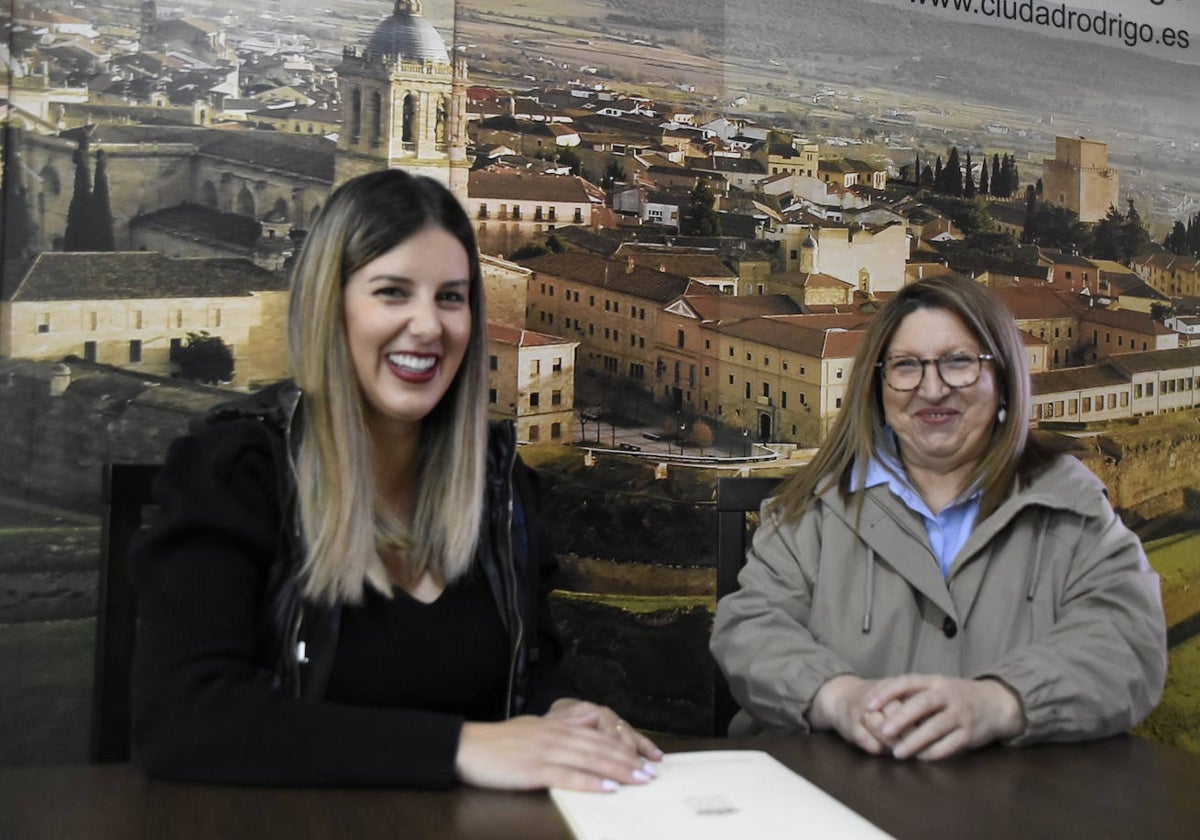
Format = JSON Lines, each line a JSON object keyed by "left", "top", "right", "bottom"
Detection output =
{"left": 282, "top": 385, "right": 307, "bottom": 698}
{"left": 501, "top": 434, "right": 524, "bottom": 719}
{"left": 289, "top": 606, "right": 305, "bottom": 697}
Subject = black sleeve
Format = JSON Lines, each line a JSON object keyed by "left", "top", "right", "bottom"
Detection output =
{"left": 130, "top": 420, "right": 465, "bottom": 788}
{"left": 510, "top": 457, "right": 576, "bottom": 713}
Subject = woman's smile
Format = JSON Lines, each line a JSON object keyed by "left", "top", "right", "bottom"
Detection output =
{"left": 386, "top": 351, "right": 440, "bottom": 383}
{"left": 342, "top": 226, "right": 473, "bottom": 434}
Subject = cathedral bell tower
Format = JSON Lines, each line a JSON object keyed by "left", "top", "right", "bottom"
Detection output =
{"left": 334, "top": 0, "right": 469, "bottom": 200}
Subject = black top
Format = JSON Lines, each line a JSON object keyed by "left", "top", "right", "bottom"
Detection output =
{"left": 327, "top": 571, "right": 509, "bottom": 721}
{"left": 130, "top": 390, "right": 570, "bottom": 789}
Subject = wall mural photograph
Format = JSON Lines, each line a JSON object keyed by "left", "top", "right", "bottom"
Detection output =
{"left": 2, "top": 0, "right": 1199, "bottom": 768}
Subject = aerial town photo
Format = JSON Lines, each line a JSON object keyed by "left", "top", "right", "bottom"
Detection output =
{"left": 2, "top": 0, "right": 1199, "bottom": 767}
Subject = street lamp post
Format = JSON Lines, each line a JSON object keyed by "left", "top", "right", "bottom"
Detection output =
{"left": 742, "top": 428, "right": 749, "bottom": 458}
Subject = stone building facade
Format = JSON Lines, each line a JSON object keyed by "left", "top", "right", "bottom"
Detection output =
{"left": 486, "top": 325, "right": 578, "bottom": 444}
{"left": 1, "top": 252, "right": 289, "bottom": 388}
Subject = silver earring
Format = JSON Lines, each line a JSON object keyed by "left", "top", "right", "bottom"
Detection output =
{"left": 997, "top": 406, "right": 1008, "bottom": 424}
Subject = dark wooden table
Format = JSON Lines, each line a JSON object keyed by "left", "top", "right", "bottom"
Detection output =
{"left": 4, "top": 733, "right": 1199, "bottom": 839}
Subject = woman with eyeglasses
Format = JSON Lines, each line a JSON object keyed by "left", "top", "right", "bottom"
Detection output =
{"left": 711, "top": 275, "right": 1165, "bottom": 760}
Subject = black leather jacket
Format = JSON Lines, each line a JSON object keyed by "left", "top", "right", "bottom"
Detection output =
{"left": 201, "top": 380, "right": 564, "bottom": 719}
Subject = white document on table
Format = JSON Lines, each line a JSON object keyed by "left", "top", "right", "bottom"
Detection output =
{"left": 551, "top": 750, "right": 896, "bottom": 840}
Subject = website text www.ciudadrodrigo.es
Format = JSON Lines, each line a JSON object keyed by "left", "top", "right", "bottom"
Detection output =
{"left": 909, "top": 0, "right": 1189, "bottom": 51}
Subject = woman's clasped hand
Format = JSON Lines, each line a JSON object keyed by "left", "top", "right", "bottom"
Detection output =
{"left": 810, "top": 674, "right": 1023, "bottom": 761}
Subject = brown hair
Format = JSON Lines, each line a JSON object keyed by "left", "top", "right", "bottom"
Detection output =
{"left": 772, "top": 275, "right": 1055, "bottom": 523}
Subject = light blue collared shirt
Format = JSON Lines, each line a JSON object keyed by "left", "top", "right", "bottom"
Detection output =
{"left": 857, "top": 432, "right": 982, "bottom": 578}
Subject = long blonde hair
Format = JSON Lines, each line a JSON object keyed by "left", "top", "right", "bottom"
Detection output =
{"left": 773, "top": 275, "right": 1051, "bottom": 524}
{"left": 287, "top": 170, "right": 488, "bottom": 605}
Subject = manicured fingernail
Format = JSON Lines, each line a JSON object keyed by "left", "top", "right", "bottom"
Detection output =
{"left": 640, "top": 761, "right": 659, "bottom": 777}
{"left": 601, "top": 778, "right": 619, "bottom": 792}
{"left": 632, "top": 769, "right": 651, "bottom": 783}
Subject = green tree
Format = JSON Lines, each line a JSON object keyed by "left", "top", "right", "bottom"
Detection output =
{"left": 978, "top": 157, "right": 990, "bottom": 197}
{"left": 601, "top": 158, "right": 625, "bottom": 190}
{"left": 1025, "top": 201, "right": 1089, "bottom": 253}
{"left": 1151, "top": 301, "right": 1176, "bottom": 323}
{"left": 173, "top": 331, "right": 234, "bottom": 383}
{"left": 963, "top": 151, "right": 976, "bottom": 199}
{"left": 1021, "top": 185, "right": 1037, "bottom": 244}
{"left": 556, "top": 147, "right": 583, "bottom": 176}
{"left": 64, "top": 138, "right": 94, "bottom": 251}
{"left": 682, "top": 179, "right": 720, "bottom": 237}
{"left": 991, "top": 154, "right": 1002, "bottom": 197}
{"left": 996, "top": 155, "right": 1014, "bottom": 198}
{"left": 1119, "top": 200, "right": 1151, "bottom": 262}
{"left": 1164, "top": 220, "right": 1188, "bottom": 254}
{"left": 1, "top": 125, "right": 35, "bottom": 269}
{"left": 1091, "top": 204, "right": 1126, "bottom": 262}
{"left": 933, "top": 156, "right": 943, "bottom": 192}
{"left": 928, "top": 195, "right": 993, "bottom": 238}
{"left": 509, "top": 242, "right": 549, "bottom": 260}
{"left": 921, "top": 163, "right": 934, "bottom": 189}
{"left": 91, "top": 149, "right": 116, "bottom": 251}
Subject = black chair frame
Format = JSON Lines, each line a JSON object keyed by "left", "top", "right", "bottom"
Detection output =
{"left": 90, "top": 463, "right": 160, "bottom": 763}
{"left": 713, "top": 475, "right": 782, "bottom": 735}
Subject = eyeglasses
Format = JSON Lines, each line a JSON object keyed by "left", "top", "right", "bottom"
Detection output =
{"left": 876, "top": 353, "right": 995, "bottom": 391}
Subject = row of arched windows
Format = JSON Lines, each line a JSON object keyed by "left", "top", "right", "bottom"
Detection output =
{"left": 347, "top": 87, "right": 450, "bottom": 149}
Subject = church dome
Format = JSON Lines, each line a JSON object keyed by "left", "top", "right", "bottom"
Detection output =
{"left": 366, "top": 1, "right": 449, "bottom": 63}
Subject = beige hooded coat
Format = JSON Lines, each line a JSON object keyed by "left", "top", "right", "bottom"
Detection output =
{"left": 711, "top": 454, "right": 1166, "bottom": 743}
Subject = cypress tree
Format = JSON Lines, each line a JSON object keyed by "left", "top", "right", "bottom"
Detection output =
{"left": 1021, "top": 185, "right": 1037, "bottom": 245}
{"left": 1, "top": 125, "right": 35, "bottom": 270}
{"left": 1120, "top": 199, "right": 1150, "bottom": 262}
{"left": 92, "top": 149, "right": 116, "bottom": 251}
{"left": 945, "top": 147, "right": 963, "bottom": 197}
{"left": 1091, "top": 205, "right": 1125, "bottom": 261}
{"left": 963, "top": 151, "right": 976, "bottom": 199}
{"left": 991, "top": 154, "right": 1001, "bottom": 197}
{"left": 978, "top": 158, "right": 990, "bottom": 196}
{"left": 996, "top": 155, "right": 1013, "bottom": 198}
{"left": 64, "top": 136, "right": 94, "bottom": 251}
{"left": 934, "top": 157, "right": 943, "bottom": 193}
{"left": 1164, "top": 221, "right": 1187, "bottom": 254}
{"left": 682, "top": 178, "right": 720, "bottom": 237}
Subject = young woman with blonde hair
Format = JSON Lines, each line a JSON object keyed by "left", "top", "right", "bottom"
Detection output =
{"left": 132, "top": 169, "right": 660, "bottom": 789}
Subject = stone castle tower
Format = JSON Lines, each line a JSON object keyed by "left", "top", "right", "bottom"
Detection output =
{"left": 1042, "top": 136, "right": 1119, "bottom": 225}
{"left": 334, "top": 0, "right": 469, "bottom": 200}
{"left": 139, "top": 0, "right": 157, "bottom": 50}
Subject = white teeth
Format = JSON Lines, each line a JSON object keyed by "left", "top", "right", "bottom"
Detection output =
{"left": 387, "top": 353, "right": 436, "bottom": 371}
